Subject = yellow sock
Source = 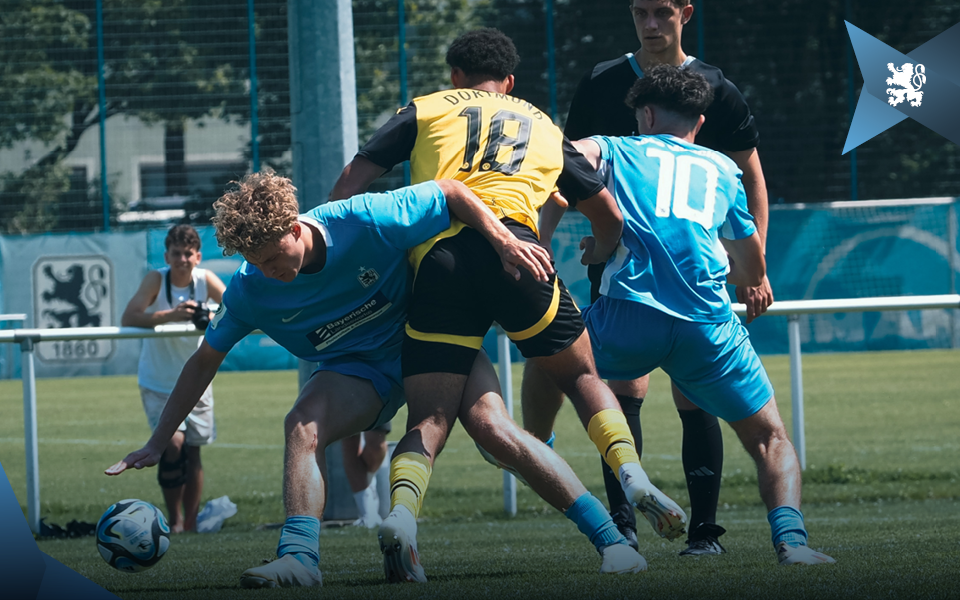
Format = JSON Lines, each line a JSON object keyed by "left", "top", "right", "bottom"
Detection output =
{"left": 389, "top": 452, "right": 433, "bottom": 519}
{"left": 587, "top": 409, "right": 641, "bottom": 474}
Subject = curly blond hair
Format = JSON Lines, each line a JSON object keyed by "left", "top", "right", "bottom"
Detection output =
{"left": 213, "top": 171, "right": 300, "bottom": 257}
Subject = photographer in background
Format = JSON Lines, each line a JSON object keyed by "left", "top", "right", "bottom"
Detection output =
{"left": 122, "top": 224, "right": 226, "bottom": 533}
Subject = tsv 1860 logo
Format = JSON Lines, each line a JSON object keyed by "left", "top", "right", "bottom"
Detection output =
{"left": 844, "top": 21, "right": 960, "bottom": 153}
{"left": 33, "top": 255, "right": 115, "bottom": 362}
{"left": 886, "top": 63, "right": 926, "bottom": 107}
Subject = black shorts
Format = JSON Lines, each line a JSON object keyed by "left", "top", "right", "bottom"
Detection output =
{"left": 403, "top": 219, "right": 585, "bottom": 377}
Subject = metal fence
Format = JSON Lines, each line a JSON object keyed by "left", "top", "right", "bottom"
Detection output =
{"left": 6, "top": 294, "right": 959, "bottom": 531}
{"left": 2, "top": 0, "right": 960, "bottom": 235}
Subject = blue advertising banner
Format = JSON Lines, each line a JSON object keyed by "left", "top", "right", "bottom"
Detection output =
{"left": 2, "top": 200, "right": 957, "bottom": 378}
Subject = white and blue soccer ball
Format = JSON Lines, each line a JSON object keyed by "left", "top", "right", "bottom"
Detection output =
{"left": 96, "top": 499, "right": 170, "bottom": 572}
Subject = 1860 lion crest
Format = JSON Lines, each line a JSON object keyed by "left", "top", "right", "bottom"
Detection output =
{"left": 886, "top": 62, "right": 926, "bottom": 107}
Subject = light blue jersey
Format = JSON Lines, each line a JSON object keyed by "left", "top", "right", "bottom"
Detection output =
{"left": 593, "top": 134, "right": 756, "bottom": 323}
{"left": 205, "top": 182, "right": 451, "bottom": 366}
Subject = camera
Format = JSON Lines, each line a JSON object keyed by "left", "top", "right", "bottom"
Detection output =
{"left": 191, "top": 302, "right": 212, "bottom": 330}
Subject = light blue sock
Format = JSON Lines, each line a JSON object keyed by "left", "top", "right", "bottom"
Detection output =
{"left": 277, "top": 515, "right": 321, "bottom": 569}
{"left": 545, "top": 432, "right": 555, "bottom": 449}
{"left": 767, "top": 506, "right": 808, "bottom": 548}
{"left": 565, "top": 492, "right": 627, "bottom": 551}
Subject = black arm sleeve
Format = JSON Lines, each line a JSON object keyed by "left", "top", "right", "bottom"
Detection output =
{"left": 710, "top": 79, "right": 759, "bottom": 152}
{"left": 356, "top": 103, "right": 419, "bottom": 169}
{"left": 556, "top": 137, "right": 605, "bottom": 209}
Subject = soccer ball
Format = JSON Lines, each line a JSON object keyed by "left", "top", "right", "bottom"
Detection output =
{"left": 96, "top": 499, "right": 170, "bottom": 572}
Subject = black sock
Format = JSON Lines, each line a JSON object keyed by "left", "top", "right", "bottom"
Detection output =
{"left": 601, "top": 394, "right": 644, "bottom": 532}
{"left": 617, "top": 394, "right": 644, "bottom": 458}
{"left": 678, "top": 408, "right": 723, "bottom": 534}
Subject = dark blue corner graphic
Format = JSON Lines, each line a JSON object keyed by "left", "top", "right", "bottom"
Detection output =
{"left": 844, "top": 21, "right": 960, "bottom": 153}
{"left": 0, "top": 461, "right": 120, "bottom": 600}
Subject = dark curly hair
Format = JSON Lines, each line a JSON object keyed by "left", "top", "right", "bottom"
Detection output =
{"left": 445, "top": 28, "right": 519, "bottom": 81}
{"left": 625, "top": 65, "right": 714, "bottom": 122}
{"left": 165, "top": 224, "right": 201, "bottom": 251}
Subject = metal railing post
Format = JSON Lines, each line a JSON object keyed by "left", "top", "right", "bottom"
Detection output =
{"left": 19, "top": 336, "right": 40, "bottom": 534}
{"left": 787, "top": 315, "right": 806, "bottom": 470}
{"left": 497, "top": 329, "right": 517, "bottom": 516}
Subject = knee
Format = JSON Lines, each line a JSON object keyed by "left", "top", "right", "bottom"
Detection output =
{"left": 362, "top": 435, "right": 388, "bottom": 467}
{"left": 284, "top": 408, "right": 319, "bottom": 453}
{"left": 747, "top": 423, "right": 790, "bottom": 459}
{"left": 166, "top": 432, "right": 185, "bottom": 456}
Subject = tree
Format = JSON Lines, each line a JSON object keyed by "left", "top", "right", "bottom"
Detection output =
{"left": 0, "top": 0, "right": 248, "bottom": 233}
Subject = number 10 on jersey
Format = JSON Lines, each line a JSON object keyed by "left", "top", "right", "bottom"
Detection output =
{"left": 647, "top": 147, "right": 720, "bottom": 229}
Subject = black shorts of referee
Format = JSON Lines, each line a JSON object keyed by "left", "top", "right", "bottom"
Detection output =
{"left": 403, "top": 218, "right": 584, "bottom": 378}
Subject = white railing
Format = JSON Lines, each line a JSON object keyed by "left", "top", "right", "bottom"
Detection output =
{"left": 3, "top": 294, "right": 959, "bottom": 532}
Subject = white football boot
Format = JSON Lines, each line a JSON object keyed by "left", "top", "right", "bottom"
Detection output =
{"left": 378, "top": 506, "right": 427, "bottom": 583}
{"left": 599, "top": 543, "right": 647, "bottom": 574}
{"left": 620, "top": 464, "right": 688, "bottom": 541}
{"left": 776, "top": 542, "right": 836, "bottom": 566}
{"left": 239, "top": 554, "right": 323, "bottom": 588}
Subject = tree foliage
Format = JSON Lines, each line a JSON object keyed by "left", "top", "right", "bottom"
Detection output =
{"left": 0, "top": 0, "right": 93, "bottom": 150}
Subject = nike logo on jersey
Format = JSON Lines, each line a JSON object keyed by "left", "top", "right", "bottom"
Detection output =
{"left": 281, "top": 310, "right": 304, "bottom": 323}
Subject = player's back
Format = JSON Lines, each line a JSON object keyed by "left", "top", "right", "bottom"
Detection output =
{"left": 594, "top": 134, "right": 755, "bottom": 323}
{"left": 408, "top": 89, "right": 565, "bottom": 233}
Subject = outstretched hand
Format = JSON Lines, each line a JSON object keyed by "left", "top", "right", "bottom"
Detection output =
{"left": 105, "top": 444, "right": 163, "bottom": 476}
{"left": 498, "top": 238, "right": 554, "bottom": 282}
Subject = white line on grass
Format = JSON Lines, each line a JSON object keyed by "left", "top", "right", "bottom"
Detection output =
{"left": 0, "top": 437, "right": 283, "bottom": 450}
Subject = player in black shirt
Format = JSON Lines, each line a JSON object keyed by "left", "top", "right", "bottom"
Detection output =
{"left": 526, "top": 0, "right": 774, "bottom": 557}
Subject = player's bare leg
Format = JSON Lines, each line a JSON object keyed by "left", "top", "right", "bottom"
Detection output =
{"left": 462, "top": 353, "right": 645, "bottom": 574}
{"left": 520, "top": 358, "right": 565, "bottom": 441}
{"left": 343, "top": 431, "right": 388, "bottom": 528}
{"left": 241, "top": 372, "right": 384, "bottom": 588}
{"left": 380, "top": 371, "right": 466, "bottom": 583}
{"left": 524, "top": 332, "right": 687, "bottom": 540}
{"left": 727, "top": 398, "right": 835, "bottom": 566}
{"left": 158, "top": 431, "right": 187, "bottom": 534}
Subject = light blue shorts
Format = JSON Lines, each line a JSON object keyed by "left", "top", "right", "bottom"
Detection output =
{"left": 582, "top": 296, "right": 773, "bottom": 422}
{"left": 315, "top": 354, "right": 405, "bottom": 431}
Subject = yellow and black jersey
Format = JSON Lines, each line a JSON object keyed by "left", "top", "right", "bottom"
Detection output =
{"left": 358, "top": 89, "right": 603, "bottom": 235}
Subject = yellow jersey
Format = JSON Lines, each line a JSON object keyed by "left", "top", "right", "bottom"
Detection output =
{"left": 358, "top": 89, "right": 601, "bottom": 235}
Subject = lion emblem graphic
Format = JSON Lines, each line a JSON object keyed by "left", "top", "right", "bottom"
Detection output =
{"left": 886, "top": 62, "right": 926, "bottom": 107}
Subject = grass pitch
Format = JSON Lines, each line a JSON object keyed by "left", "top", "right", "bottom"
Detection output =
{"left": 1, "top": 349, "right": 959, "bottom": 599}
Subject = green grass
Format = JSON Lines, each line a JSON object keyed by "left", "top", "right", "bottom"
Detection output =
{"left": 2, "top": 349, "right": 959, "bottom": 599}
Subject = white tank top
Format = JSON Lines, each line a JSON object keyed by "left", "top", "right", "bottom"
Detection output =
{"left": 138, "top": 267, "right": 212, "bottom": 394}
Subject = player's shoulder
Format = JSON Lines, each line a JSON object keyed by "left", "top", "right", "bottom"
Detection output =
{"left": 587, "top": 54, "right": 634, "bottom": 82}
{"left": 310, "top": 183, "right": 442, "bottom": 227}
{"left": 665, "top": 136, "right": 741, "bottom": 173}
{"left": 686, "top": 58, "right": 747, "bottom": 100}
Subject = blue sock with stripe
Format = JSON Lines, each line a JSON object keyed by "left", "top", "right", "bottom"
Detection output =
{"left": 545, "top": 432, "right": 555, "bottom": 448}
{"left": 565, "top": 492, "right": 628, "bottom": 551}
{"left": 767, "top": 505, "right": 808, "bottom": 548}
{"left": 277, "top": 515, "right": 321, "bottom": 569}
